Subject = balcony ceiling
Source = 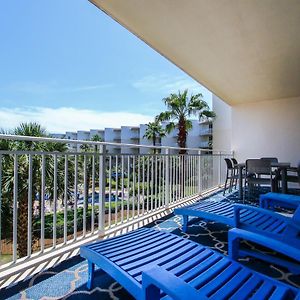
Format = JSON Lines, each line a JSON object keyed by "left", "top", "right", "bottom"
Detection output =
{"left": 90, "top": 0, "right": 300, "bottom": 105}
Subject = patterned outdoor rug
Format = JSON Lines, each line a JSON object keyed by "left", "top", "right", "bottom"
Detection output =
{"left": 1, "top": 189, "right": 300, "bottom": 300}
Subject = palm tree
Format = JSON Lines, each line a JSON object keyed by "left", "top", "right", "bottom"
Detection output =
{"left": 0, "top": 122, "right": 69, "bottom": 257}
{"left": 156, "top": 89, "right": 215, "bottom": 154}
{"left": 143, "top": 121, "right": 166, "bottom": 149}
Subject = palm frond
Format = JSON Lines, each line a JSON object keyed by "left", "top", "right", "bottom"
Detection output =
{"left": 165, "top": 122, "right": 176, "bottom": 134}
{"left": 200, "top": 110, "right": 216, "bottom": 121}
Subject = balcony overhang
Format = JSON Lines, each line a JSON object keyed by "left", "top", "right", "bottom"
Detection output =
{"left": 90, "top": 0, "right": 300, "bottom": 105}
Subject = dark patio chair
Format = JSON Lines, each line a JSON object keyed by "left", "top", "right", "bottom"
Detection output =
{"left": 244, "top": 159, "right": 273, "bottom": 200}
{"left": 231, "top": 157, "right": 238, "bottom": 165}
{"left": 286, "top": 162, "right": 300, "bottom": 185}
{"left": 223, "top": 158, "right": 238, "bottom": 195}
{"left": 271, "top": 161, "right": 300, "bottom": 193}
{"left": 261, "top": 157, "right": 278, "bottom": 163}
{"left": 231, "top": 158, "right": 245, "bottom": 187}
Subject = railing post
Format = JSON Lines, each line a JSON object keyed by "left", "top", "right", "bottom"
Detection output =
{"left": 198, "top": 150, "right": 201, "bottom": 194}
{"left": 165, "top": 148, "right": 170, "bottom": 209}
{"left": 98, "top": 145, "right": 106, "bottom": 236}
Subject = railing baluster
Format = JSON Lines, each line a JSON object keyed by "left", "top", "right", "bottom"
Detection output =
{"left": 193, "top": 155, "right": 196, "bottom": 195}
{"left": 41, "top": 155, "right": 46, "bottom": 252}
{"left": 0, "top": 155, "right": 2, "bottom": 257}
{"left": 151, "top": 155, "right": 154, "bottom": 211}
{"left": 127, "top": 156, "right": 130, "bottom": 221}
{"left": 154, "top": 155, "right": 158, "bottom": 210}
{"left": 146, "top": 155, "right": 150, "bottom": 212}
{"left": 176, "top": 156, "right": 179, "bottom": 201}
{"left": 64, "top": 154, "right": 68, "bottom": 243}
{"left": 73, "top": 154, "right": 78, "bottom": 240}
{"left": 137, "top": 156, "right": 140, "bottom": 216}
{"left": 27, "top": 154, "right": 33, "bottom": 256}
{"left": 158, "top": 156, "right": 161, "bottom": 208}
{"left": 115, "top": 155, "right": 119, "bottom": 225}
{"left": 218, "top": 151, "right": 222, "bottom": 187}
{"left": 108, "top": 156, "right": 112, "bottom": 228}
{"left": 13, "top": 154, "right": 18, "bottom": 262}
{"left": 98, "top": 145, "right": 106, "bottom": 234}
{"left": 142, "top": 155, "right": 145, "bottom": 215}
{"left": 162, "top": 154, "right": 165, "bottom": 206}
{"left": 165, "top": 148, "right": 170, "bottom": 209}
{"left": 121, "top": 155, "right": 124, "bottom": 223}
{"left": 189, "top": 155, "right": 192, "bottom": 196}
{"left": 53, "top": 154, "right": 57, "bottom": 247}
{"left": 172, "top": 156, "right": 175, "bottom": 203}
{"left": 132, "top": 155, "right": 135, "bottom": 219}
{"left": 91, "top": 153, "right": 95, "bottom": 233}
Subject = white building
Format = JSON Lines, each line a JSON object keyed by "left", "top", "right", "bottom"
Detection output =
{"left": 121, "top": 126, "right": 140, "bottom": 155}
{"left": 51, "top": 120, "right": 213, "bottom": 154}
{"left": 104, "top": 128, "right": 121, "bottom": 154}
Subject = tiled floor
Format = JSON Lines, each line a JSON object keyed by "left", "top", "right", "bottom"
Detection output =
{"left": 1, "top": 188, "right": 300, "bottom": 300}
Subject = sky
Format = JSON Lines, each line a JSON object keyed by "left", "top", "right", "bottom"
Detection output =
{"left": 0, "top": 0, "right": 212, "bottom": 134}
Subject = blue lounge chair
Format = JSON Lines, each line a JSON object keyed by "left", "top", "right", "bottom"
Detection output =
{"left": 260, "top": 192, "right": 300, "bottom": 210}
{"left": 174, "top": 200, "right": 292, "bottom": 233}
{"left": 228, "top": 204, "right": 300, "bottom": 274}
{"left": 80, "top": 228, "right": 300, "bottom": 299}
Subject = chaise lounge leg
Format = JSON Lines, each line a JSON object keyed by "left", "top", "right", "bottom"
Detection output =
{"left": 87, "top": 261, "right": 95, "bottom": 290}
{"left": 182, "top": 215, "right": 188, "bottom": 233}
{"left": 228, "top": 233, "right": 240, "bottom": 261}
{"left": 143, "top": 284, "right": 161, "bottom": 300}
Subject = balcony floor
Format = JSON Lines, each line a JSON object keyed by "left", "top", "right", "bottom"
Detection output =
{"left": 1, "top": 188, "right": 300, "bottom": 300}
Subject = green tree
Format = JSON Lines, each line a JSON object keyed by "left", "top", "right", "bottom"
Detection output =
{"left": 156, "top": 89, "right": 215, "bottom": 154}
{"left": 0, "top": 122, "right": 69, "bottom": 257}
{"left": 143, "top": 121, "right": 166, "bottom": 147}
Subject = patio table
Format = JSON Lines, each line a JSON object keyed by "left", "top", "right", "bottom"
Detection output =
{"left": 237, "top": 161, "right": 291, "bottom": 199}
{"left": 271, "top": 162, "right": 291, "bottom": 194}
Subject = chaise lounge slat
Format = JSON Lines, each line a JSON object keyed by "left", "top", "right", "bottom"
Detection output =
{"left": 174, "top": 200, "right": 287, "bottom": 233}
{"left": 80, "top": 228, "right": 300, "bottom": 300}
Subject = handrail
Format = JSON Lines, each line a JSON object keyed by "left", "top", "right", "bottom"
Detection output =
{"left": 0, "top": 134, "right": 233, "bottom": 154}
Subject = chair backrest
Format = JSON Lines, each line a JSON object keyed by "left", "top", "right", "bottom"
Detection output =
{"left": 231, "top": 158, "right": 238, "bottom": 165}
{"left": 246, "top": 159, "right": 272, "bottom": 175}
{"left": 224, "top": 158, "right": 233, "bottom": 170}
{"left": 261, "top": 157, "right": 278, "bottom": 163}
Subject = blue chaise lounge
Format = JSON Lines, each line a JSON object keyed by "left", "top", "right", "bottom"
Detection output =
{"left": 80, "top": 227, "right": 300, "bottom": 299}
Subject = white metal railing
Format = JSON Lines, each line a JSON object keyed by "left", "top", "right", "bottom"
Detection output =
{"left": 0, "top": 134, "right": 232, "bottom": 285}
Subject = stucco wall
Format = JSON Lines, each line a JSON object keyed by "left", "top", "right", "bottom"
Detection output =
{"left": 212, "top": 95, "right": 232, "bottom": 153}
{"left": 231, "top": 96, "right": 300, "bottom": 165}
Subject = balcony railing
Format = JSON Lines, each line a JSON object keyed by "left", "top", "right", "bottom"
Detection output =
{"left": 0, "top": 134, "right": 232, "bottom": 288}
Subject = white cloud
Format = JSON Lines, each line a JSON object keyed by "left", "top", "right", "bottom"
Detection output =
{"left": 132, "top": 74, "right": 210, "bottom": 95}
{"left": 0, "top": 107, "right": 153, "bottom": 133}
{"left": 5, "top": 82, "right": 114, "bottom": 94}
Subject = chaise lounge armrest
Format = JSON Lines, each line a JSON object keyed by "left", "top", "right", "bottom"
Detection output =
{"left": 142, "top": 266, "right": 202, "bottom": 300}
{"left": 259, "top": 192, "right": 300, "bottom": 210}
{"left": 228, "top": 228, "right": 300, "bottom": 263}
{"left": 233, "top": 204, "right": 300, "bottom": 231}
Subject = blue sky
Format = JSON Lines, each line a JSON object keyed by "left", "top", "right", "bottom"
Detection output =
{"left": 0, "top": 0, "right": 211, "bottom": 133}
